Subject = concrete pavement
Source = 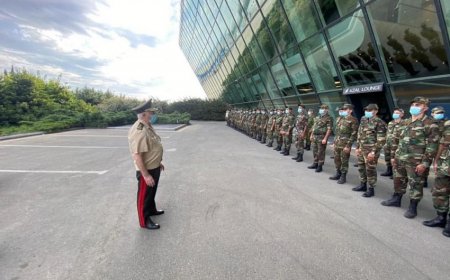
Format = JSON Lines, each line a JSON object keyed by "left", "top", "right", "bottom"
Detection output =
{"left": 0, "top": 121, "right": 449, "bottom": 280}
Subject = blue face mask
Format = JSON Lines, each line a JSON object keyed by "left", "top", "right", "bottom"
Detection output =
{"left": 409, "top": 106, "right": 422, "bottom": 116}
{"left": 392, "top": 113, "right": 400, "bottom": 120}
{"left": 434, "top": 113, "right": 444, "bottom": 120}
{"left": 365, "top": 111, "right": 373, "bottom": 118}
{"left": 150, "top": 114, "right": 158, "bottom": 124}
{"left": 319, "top": 109, "right": 325, "bottom": 115}
{"left": 339, "top": 111, "right": 348, "bottom": 117}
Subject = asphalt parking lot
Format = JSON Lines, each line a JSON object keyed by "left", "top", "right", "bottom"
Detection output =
{"left": 1, "top": 121, "right": 449, "bottom": 280}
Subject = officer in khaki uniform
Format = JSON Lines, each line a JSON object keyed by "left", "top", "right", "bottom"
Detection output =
{"left": 308, "top": 104, "right": 333, "bottom": 173}
{"left": 128, "top": 99, "right": 165, "bottom": 230}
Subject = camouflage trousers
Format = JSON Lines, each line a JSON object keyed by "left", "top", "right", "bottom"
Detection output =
{"left": 383, "top": 144, "right": 392, "bottom": 166}
{"left": 283, "top": 133, "right": 292, "bottom": 151}
{"left": 312, "top": 135, "right": 327, "bottom": 164}
{"left": 276, "top": 130, "right": 283, "bottom": 146}
{"left": 357, "top": 149, "right": 379, "bottom": 187}
{"left": 394, "top": 159, "right": 426, "bottom": 201}
{"left": 295, "top": 135, "right": 305, "bottom": 154}
{"left": 333, "top": 143, "right": 351, "bottom": 173}
{"left": 305, "top": 129, "right": 312, "bottom": 146}
{"left": 432, "top": 174, "right": 450, "bottom": 214}
{"left": 266, "top": 129, "right": 274, "bottom": 144}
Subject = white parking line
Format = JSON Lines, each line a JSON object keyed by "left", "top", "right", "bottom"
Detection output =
{"left": 0, "top": 170, "right": 108, "bottom": 175}
{"left": 0, "top": 145, "right": 126, "bottom": 149}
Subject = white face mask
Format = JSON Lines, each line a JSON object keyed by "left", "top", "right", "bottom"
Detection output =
{"left": 298, "top": 108, "right": 303, "bottom": 113}
{"left": 261, "top": 111, "right": 265, "bottom": 114}
{"left": 285, "top": 109, "right": 289, "bottom": 114}
{"left": 277, "top": 111, "right": 281, "bottom": 115}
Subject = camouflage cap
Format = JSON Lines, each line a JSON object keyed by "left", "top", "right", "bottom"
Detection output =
{"left": 298, "top": 103, "right": 305, "bottom": 108}
{"left": 364, "top": 103, "right": 379, "bottom": 111}
{"left": 131, "top": 99, "right": 159, "bottom": 113}
{"left": 410, "top": 96, "right": 430, "bottom": 106}
{"left": 341, "top": 103, "right": 354, "bottom": 110}
{"left": 319, "top": 104, "right": 329, "bottom": 109}
{"left": 432, "top": 106, "right": 445, "bottom": 113}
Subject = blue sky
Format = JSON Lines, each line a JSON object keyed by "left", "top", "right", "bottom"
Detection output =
{"left": 0, "top": 0, "right": 206, "bottom": 101}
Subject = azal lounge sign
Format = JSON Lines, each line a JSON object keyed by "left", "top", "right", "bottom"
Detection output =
{"left": 343, "top": 83, "right": 384, "bottom": 95}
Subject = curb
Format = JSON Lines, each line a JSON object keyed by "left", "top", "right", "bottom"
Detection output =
{"left": 0, "top": 132, "right": 45, "bottom": 141}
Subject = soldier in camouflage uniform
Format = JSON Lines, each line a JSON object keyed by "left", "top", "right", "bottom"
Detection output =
{"left": 260, "top": 109, "right": 269, "bottom": 144}
{"left": 380, "top": 110, "right": 405, "bottom": 179}
{"left": 266, "top": 110, "right": 276, "bottom": 147}
{"left": 381, "top": 97, "right": 439, "bottom": 218}
{"left": 423, "top": 119, "right": 450, "bottom": 237}
{"left": 329, "top": 104, "right": 358, "bottom": 184}
{"left": 292, "top": 104, "right": 309, "bottom": 162}
{"left": 280, "top": 107, "right": 295, "bottom": 155}
{"left": 305, "top": 109, "right": 315, "bottom": 151}
{"left": 307, "top": 104, "right": 333, "bottom": 173}
{"left": 274, "top": 108, "right": 284, "bottom": 151}
{"left": 352, "top": 104, "right": 387, "bottom": 197}
{"left": 255, "top": 109, "right": 262, "bottom": 141}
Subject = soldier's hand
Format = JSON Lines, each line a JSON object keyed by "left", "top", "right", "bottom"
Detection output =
{"left": 310, "top": 136, "right": 314, "bottom": 142}
{"left": 343, "top": 147, "right": 350, "bottom": 154}
{"left": 144, "top": 175, "right": 155, "bottom": 187}
{"left": 391, "top": 158, "right": 397, "bottom": 168}
{"left": 367, "top": 152, "right": 375, "bottom": 162}
{"left": 415, "top": 164, "right": 426, "bottom": 176}
{"left": 321, "top": 138, "right": 327, "bottom": 145}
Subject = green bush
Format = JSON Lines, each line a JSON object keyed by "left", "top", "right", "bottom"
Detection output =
{"left": 157, "top": 111, "right": 191, "bottom": 124}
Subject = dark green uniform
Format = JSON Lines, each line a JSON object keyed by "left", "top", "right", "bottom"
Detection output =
{"left": 311, "top": 114, "right": 333, "bottom": 165}
{"left": 334, "top": 115, "right": 358, "bottom": 174}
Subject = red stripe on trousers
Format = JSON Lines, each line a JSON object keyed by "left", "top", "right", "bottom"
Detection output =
{"left": 137, "top": 176, "right": 148, "bottom": 227}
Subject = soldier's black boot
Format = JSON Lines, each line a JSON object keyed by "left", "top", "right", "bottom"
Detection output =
{"left": 266, "top": 141, "right": 273, "bottom": 147}
{"left": 381, "top": 193, "right": 402, "bottom": 207}
{"left": 362, "top": 187, "right": 375, "bottom": 197}
{"left": 423, "top": 179, "right": 428, "bottom": 188}
{"left": 292, "top": 152, "right": 300, "bottom": 160}
{"left": 353, "top": 163, "right": 359, "bottom": 167}
{"left": 337, "top": 172, "right": 347, "bottom": 184}
{"left": 307, "top": 163, "right": 318, "bottom": 169}
{"left": 283, "top": 149, "right": 290, "bottom": 156}
{"left": 380, "top": 166, "right": 393, "bottom": 177}
{"left": 404, "top": 199, "right": 419, "bottom": 219}
{"left": 274, "top": 145, "right": 281, "bottom": 151}
{"left": 315, "top": 164, "right": 323, "bottom": 173}
{"left": 423, "top": 212, "right": 447, "bottom": 228}
{"left": 280, "top": 148, "right": 286, "bottom": 154}
{"left": 296, "top": 153, "right": 304, "bottom": 162}
{"left": 443, "top": 215, "right": 450, "bottom": 237}
{"left": 352, "top": 182, "right": 367, "bottom": 192}
{"left": 305, "top": 144, "right": 310, "bottom": 151}
{"left": 329, "top": 170, "right": 341, "bottom": 180}
{"left": 260, "top": 138, "right": 266, "bottom": 144}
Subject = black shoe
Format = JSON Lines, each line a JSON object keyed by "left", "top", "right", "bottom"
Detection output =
{"left": 423, "top": 212, "right": 447, "bottom": 228}
{"left": 275, "top": 145, "right": 281, "bottom": 151}
{"left": 352, "top": 182, "right": 367, "bottom": 192}
{"left": 329, "top": 170, "right": 341, "bottom": 180}
{"left": 337, "top": 173, "right": 346, "bottom": 184}
{"left": 145, "top": 218, "right": 160, "bottom": 230}
{"left": 362, "top": 187, "right": 374, "bottom": 197}
{"left": 443, "top": 215, "right": 450, "bottom": 237}
{"left": 150, "top": 210, "right": 164, "bottom": 216}
{"left": 315, "top": 164, "right": 323, "bottom": 173}
{"left": 296, "top": 153, "right": 304, "bottom": 162}
{"left": 353, "top": 163, "right": 359, "bottom": 167}
{"left": 283, "top": 150, "right": 290, "bottom": 156}
{"left": 280, "top": 148, "right": 286, "bottom": 154}
{"left": 404, "top": 200, "right": 419, "bottom": 219}
{"left": 292, "top": 153, "right": 300, "bottom": 160}
{"left": 267, "top": 142, "right": 273, "bottom": 147}
{"left": 305, "top": 144, "right": 310, "bottom": 151}
{"left": 308, "top": 163, "right": 318, "bottom": 169}
{"left": 423, "top": 179, "right": 428, "bottom": 188}
{"left": 380, "top": 166, "right": 393, "bottom": 177}
{"left": 381, "top": 193, "right": 402, "bottom": 207}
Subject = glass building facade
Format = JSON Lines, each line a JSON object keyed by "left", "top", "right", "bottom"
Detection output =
{"left": 179, "top": 0, "right": 450, "bottom": 120}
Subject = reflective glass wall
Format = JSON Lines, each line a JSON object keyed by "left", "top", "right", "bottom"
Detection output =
{"left": 179, "top": 0, "right": 450, "bottom": 117}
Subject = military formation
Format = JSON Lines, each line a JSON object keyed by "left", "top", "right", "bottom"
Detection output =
{"left": 226, "top": 97, "right": 450, "bottom": 238}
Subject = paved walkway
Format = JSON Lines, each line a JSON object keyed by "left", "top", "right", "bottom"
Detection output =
{"left": 0, "top": 121, "right": 449, "bottom": 280}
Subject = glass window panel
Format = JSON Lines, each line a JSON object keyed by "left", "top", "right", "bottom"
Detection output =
{"left": 226, "top": 1, "right": 249, "bottom": 33}
{"left": 327, "top": 9, "right": 383, "bottom": 86}
{"left": 317, "top": 0, "right": 360, "bottom": 25}
{"left": 240, "top": 0, "right": 259, "bottom": 21}
{"left": 282, "top": 0, "right": 321, "bottom": 42}
{"left": 250, "top": 70, "right": 271, "bottom": 100}
{"left": 368, "top": 0, "right": 450, "bottom": 81}
{"left": 300, "top": 33, "right": 340, "bottom": 91}
{"left": 242, "top": 26, "right": 266, "bottom": 66}
{"left": 270, "top": 56, "right": 296, "bottom": 96}
{"left": 317, "top": 91, "right": 347, "bottom": 120}
{"left": 260, "top": 0, "right": 297, "bottom": 54}
{"left": 281, "top": 48, "right": 314, "bottom": 94}
{"left": 219, "top": 1, "right": 241, "bottom": 40}
{"left": 259, "top": 64, "right": 284, "bottom": 100}
{"left": 251, "top": 11, "right": 279, "bottom": 60}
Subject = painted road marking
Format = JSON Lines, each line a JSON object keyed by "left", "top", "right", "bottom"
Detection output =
{"left": 0, "top": 170, "right": 108, "bottom": 175}
{"left": 0, "top": 145, "right": 126, "bottom": 149}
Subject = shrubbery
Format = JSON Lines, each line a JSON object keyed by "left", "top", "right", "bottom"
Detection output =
{"left": 157, "top": 111, "right": 191, "bottom": 124}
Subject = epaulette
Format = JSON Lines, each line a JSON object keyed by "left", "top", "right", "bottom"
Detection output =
{"left": 137, "top": 123, "right": 144, "bottom": 130}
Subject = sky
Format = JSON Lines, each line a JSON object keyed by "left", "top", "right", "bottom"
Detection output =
{"left": 0, "top": 0, "right": 207, "bottom": 101}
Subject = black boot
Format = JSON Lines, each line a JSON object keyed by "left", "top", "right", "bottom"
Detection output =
{"left": 380, "top": 166, "right": 393, "bottom": 177}
{"left": 404, "top": 200, "right": 419, "bottom": 219}
{"left": 443, "top": 215, "right": 450, "bottom": 237}
{"left": 423, "top": 179, "right": 428, "bottom": 188}
{"left": 308, "top": 163, "right": 318, "bottom": 169}
{"left": 260, "top": 138, "right": 266, "bottom": 144}
{"left": 305, "top": 144, "right": 310, "bottom": 151}
{"left": 266, "top": 142, "right": 273, "bottom": 147}
{"left": 353, "top": 163, "right": 359, "bottom": 167}
{"left": 329, "top": 170, "right": 341, "bottom": 180}
{"left": 275, "top": 145, "right": 281, "bottom": 151}
{"left": 381, "top": 193, "right": 402, "bottom": 207}
{"left": 362, "top": 187, "right": 375, "bottom": 197}
{"left": 292, "top": 152, "right": 300, "bottom": 160}
{"left": 337, "top": 172, "right": 347, "bottom": 184}
{"left": 283, "top": 149, "right": 290, "bottom": 156}
{"left": 280, "top": 148, "right": 286, "bottom": 154}
{"left": 423, "top": 212, "right": 447, "bottom": 228}
{"left": 315, "top": 164, "right": 323, "bottom": 173}
{"left": 296, "top": 153, "right": 304, "bottom": 162}
{"left": 352, "top": 182, "right": 367, "bottom": 192}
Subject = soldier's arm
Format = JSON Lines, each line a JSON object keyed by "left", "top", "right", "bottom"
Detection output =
{"left": 422, "top": 122, "right": 440, "bottom": 168}
{"left": 348, "top": 119, "right": 359, "bottom": 149}
{"left": 375, "top": 120, "right": 387, "bottom": 153}
{"left": 323, "top": 117, "right": 333, "bottom": 140}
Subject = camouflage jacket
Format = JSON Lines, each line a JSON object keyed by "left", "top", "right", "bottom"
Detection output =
{"left": 295, "top": 112, "right": 309, "bottom": 132}
{"left": 267, "top": 115, "right": 275, "bottom": 131}
{"left": 396, "top": 115, "right": 440, "bottom": 167}
{"left": 356, "top": 116, "right": 387, "bottom": 153}
{"left": 389, "top": 119, "right": 408, "bottom": 156}
{"left": 261, "top": 114, "right": 269, "bottom": 130}
{"left": 281, "top": 113, "right": 295, "bottom": 133}
{"left": 275, "top": 114, "right": 284, "bottom": 130}
{"left": 307, "top": 114, "right": 315, "bottom": 129}
{"left": 437, "top": 120, "right": 450, "bottom": 176}
{"left": 334, "top": 115, "right": 359, "bottom": 148}
{"left": 434, "top": 118, "right": 447, "bottom": 138}
{"left": 256, "top": 114, "right": 262, "bottom": 125}
{"left": 311, "top": 114, "right": 333, "bottom": 136}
